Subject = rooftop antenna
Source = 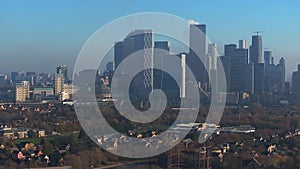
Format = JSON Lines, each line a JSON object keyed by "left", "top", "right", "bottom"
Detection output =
{"left": 253, "top": 31, "right": 265, "bottom": 36}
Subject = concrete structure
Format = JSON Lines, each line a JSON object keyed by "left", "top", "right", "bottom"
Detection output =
{"left": 114, "top": 29, "right": 154, "bottom": 101}
{"left": 223, "top": 44, "right": 248, "bottom": 93}
{"left": 292, "top": 64, "right": 300, "bottom": 101}
{"left": 250, "top": 34, "right": 265, "bottom": 94}
{"left": 188, "top": 23, "right": 208, "bottom": 90}
{"left": 15, "top": 81, "right": 30, "bottom": 102}
{"left": 59, "top": 91, "right": 70, "bottom": 101}
{"left": 264, "top": 53, "right": 286, "bottom": 94}
{"left": 56, "top": 65, "right": 68, "bottom": 83}
{"left": 54, "top": 74, "right": 64, "bottom": 96}
{"left": 208, "top": 43, "right": 217, "bottom": 70}
{"left": 239, "top": 39, "right": 248, "bottom": 49}
{"left": 250, "top": 35, "right": 263, "bottom": 64}
{"left": 181, "top": 53, "right": 186, "bottom": 98}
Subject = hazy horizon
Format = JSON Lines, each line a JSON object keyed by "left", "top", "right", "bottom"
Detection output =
{"left": 1, "top": 1, "right": 300, "bottom": 81}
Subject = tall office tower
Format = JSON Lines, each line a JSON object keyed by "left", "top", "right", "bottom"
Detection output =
{"left": 239, "top": 39, "right": 248, "bottom": 49}
{"left": 188, "top": 23, "right": 208, "bottom": 89}
{"left": 154, "top": 41, "right": 170, "bottom": 89}
{"left": 278, "top": 57, "right": 286, "bottom": 94}
{"left": 54, "top": 74, "right": 64, "bottom": 96}
{"left": 224, "top": 44, "right": 248, "bottom": 93}
{"left": 15, "top": 81, "right": 30, "bottom": 102}
{"left": 114, "top": 41, "right": 124, "bottom": 69}
{"left": 292, "top": 64, "right": 300, "bottom": 101}
{"left": 264, "top": 50, "right": 272, "bottom": 92}
{"left": 11, "top": 72, "right": 18, "bottom": 84}
{"left": 265, "top": 57, "right": 285, "bottom": 94}
{"left": 254, "top": 63, "right": 265, "bottom": 94}
{"left": 219, "top": 55, "right": 230, "bottom": 91}
{"left": 264, "top": 50, "right": 272, "bottom": 73}
{"left": 245, "top": 63, "right": 255, "bottom": 94}
{"left": 250, "top": 34, "right": 264, "bottom": 94}
{"left": 208, "top": 43, "right": 217, "bottom": 70}
{"left": 114, "top": 29, "right": 154, "bottom": 101}
{"left": 180, "top": 53, "right": 186, "bottom": 98}
{"left": 11, "top": 70, "right": 27, "bottom": 85}
{"left": 56, "top": 65, "right": 68, "bottom": 83}
{"left": 250, "top": 35, "right": 263, "bottom": 64}
{"left": 208, "top": 43, "right": 218, "bottom": 92}
{"left": 114, "top": 29, "right": 153, "bottom": 69}
{"left": 264, "top": 50, "right": 272, "bottom": 65}
{"left": 284, "top": 82, "right": 290, "bottom": 94}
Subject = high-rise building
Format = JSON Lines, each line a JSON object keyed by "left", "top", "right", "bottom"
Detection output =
{"left": 54, "top": 74, "right": 64, "bottom": 96}
{"left": 264, "top": 50, "right": 272, "bottom": 74}
{"left": 11, "top": 70, "right": 27, "bottom": 85}
{"left": 114, "top": 29, "right": 154, "bottom": 101}
{"left": 292, "top": 64, "right": 300, "bottom": 101}
{"left": 15, "top": 81, "right": 30, "bottom": 102}
{"left": 264, "top": 50, "right": 272, "bottom": 92}
{"left": 245, "top": 63, "right": 255, "bottom": 94}
{"left": 56, "top": 65, "right": 68, "bottom": 83}
{"left": 188, "top": 23, "right": 208, "bottom": 89}
{"left": 264, "top": 50, "right": 272, "bottom": 65}
{"left": 250, "top": 34, "right": 264, "bottom": 94}
{"left": 250, "top": 35, "right": 263, "bottom": 64}
{"left": 239, "top": 39, "right": 248, "bottom": 49}
{"left": 208, "top": 43, "right": 217, "bottom": 70}
{"left": 114, "top": 29, "right": 153, "bottom": 70}
{"left": 11, "top": 72, "right": 18, "bottom": 84}
{"left": 278, "top": 57, "right": 286, "bottom": 94}
{"left": 254, "top": 63, "right": 265, "bottom": 94}
{"left": 224, "top": 44, "right": 248, "bottom": 93}
{"left": 264, "top": 54, "right": 285, "bottom": 94}
{"left": 180, "top": 53, "right": 186, "bottom": 98}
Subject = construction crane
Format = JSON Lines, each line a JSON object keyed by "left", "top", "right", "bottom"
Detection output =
{"left": 253, "top": 31, "right": 265, "bottom": 36}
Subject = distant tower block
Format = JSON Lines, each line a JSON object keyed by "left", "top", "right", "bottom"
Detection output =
{"left": 15, "top": 81, "right": 30, "bottom": 102}
{"left": 54, "top": 74, "right": 64, "bottom": 96}
{"left": 56, "top": 65, "right": 68, "bottom": 83}
{"left": 208, "top": 43, "right": 218, "bottom": 70}
{"left": 114, "top": 29, "right": 154, "bottom": 101}
{"left": 143, "top": 29, "right": 154, "bottom": 91}
{"left": 239, "top": 39, "right": 248, "bottom": 49}
{"left": 181, "top": 53, "right": 186, "bottom": 98}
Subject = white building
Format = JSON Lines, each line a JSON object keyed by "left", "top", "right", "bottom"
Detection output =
{"left": 208, "top": 43, "right": 218, "bottom": 70}
{"left": 59, "top": 91, "right": 70, "bottom": 101}
{"left": 15, "top": 81, "right": 30, "bottom": 102}
{"left": 54, "top": 74, "right": 64, "bottom": 96}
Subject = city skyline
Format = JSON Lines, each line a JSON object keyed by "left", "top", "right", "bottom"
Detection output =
{"left": 1, "top": 5, "right": 300, "bottom": 168}
{"left": 0, "top": 1, "right": 300, "bottom": 80}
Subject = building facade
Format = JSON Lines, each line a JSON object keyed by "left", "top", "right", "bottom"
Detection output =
{"left": 15, "top": 81, "right": 30, "bottom": 102}
{"left": 56, "top": 65, "right": 68, "bottom": 83}
{"left": 54, "top": 74, "right": 64, "bottom": 96}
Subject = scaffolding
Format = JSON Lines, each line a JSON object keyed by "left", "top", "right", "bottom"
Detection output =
{"left": 168, "top": 141, "right": 212, "bottom": 169}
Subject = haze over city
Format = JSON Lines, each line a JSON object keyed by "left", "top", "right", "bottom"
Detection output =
{"left": 1, "top": 0, "right": 300, "bottom": 81}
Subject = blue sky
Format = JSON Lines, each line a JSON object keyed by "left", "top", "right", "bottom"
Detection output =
{"left": 0, "top": 0, "right": 300, "bottom": 79}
